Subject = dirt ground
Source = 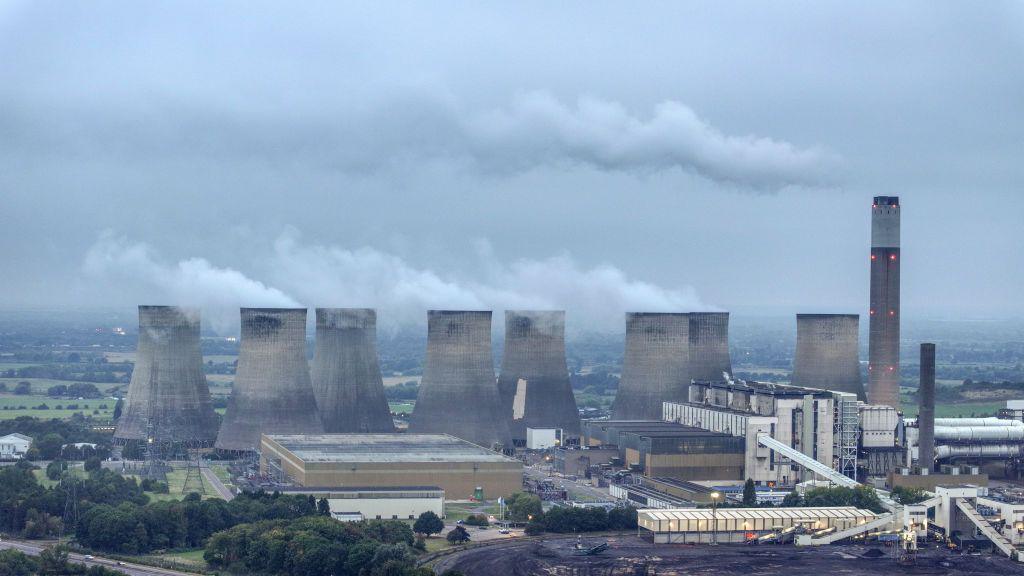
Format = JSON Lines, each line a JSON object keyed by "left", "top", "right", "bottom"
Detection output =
{"left": 431, "top": 535, "right": 1024, "bottom": 576}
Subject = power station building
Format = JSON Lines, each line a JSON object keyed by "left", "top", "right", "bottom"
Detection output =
{"left": 582, "top": 420, "right": 744, "bottom": 481}
{"left": 115, "top": 306, "right": 219, "bottom": 445}
{"left": 791, "top": 314, "right": 865, "bottom": 400}
{"left": 497, "top": 310, "right": 580, "bottom": 444}
{"left": 259, "top": 434, "right": 522, "bottom": 500}
{"left": 868, "top": 196, "right": 901, "bottom": 408}
{"left": 216, "top": 308, "right": 324, "bottom": 452}
{"left": 408, "top": 310, "right": 511, "bottom": 450}
{"left": 612, "top": 313, "right": 691, "bottom": 420}
{"left": 311, "top": 308, "right": 394, "bottom": 433}
{"left": 664, "top": 378, "right": 836, "bottom": 486}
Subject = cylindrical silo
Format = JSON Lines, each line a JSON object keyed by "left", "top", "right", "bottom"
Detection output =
{"left": 409, "top": 310, "right": 511, "bottom": 449}
{"left": 215, "top": 308, "right": 323, "bottom": 452}
{"left": 115, "top": 306, "right": 219, "bottom": 445}
{"left": 791, "top": 314, "right": 866, "bottom": 400}
{"left": 497, "top": 310, "right": 580, "bottom": 443}
{"left": 611, "top": 313, "right": 690, "bottom": 420}
{"left": 311, "top": 308, "right": 394, "bottom": 433}
{"left": 688, "top": 312, "right": 732, "bottom": 382}
{"left": 918, "top": 342, "right": 936, "bottom": 470}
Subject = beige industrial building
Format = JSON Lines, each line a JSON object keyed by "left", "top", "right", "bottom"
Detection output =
{"left": 638, "top": 506, "right": 879, "bottom": 544}
{"left": 260, "top": 433, "right": 523, "bottom": 500}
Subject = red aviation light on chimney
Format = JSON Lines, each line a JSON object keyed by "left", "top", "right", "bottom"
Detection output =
{"left": 871, "top": 254, "right": 877, "bottom": 261}
{"left": 869, "top": 309, "right": 875, "bottom": 315}
{"left": 889, "top": 254, "right": 896, "bottom": 261}
{"left": 889, "top": 310, "right": 895, "bottom": 316}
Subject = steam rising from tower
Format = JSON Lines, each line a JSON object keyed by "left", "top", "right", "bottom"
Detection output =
{"left": 791, "top": 314, "right": 865, "bottom": 399}
{"left": 215, "top": 308, "right": 323, "bottom": 452}
{"left": 688, "top": 312, "right": 732, "bottom": 382}
{"left": 115, "top": 306, "right": 219, "bottom": 444}
{"left": 409, "top": 311, "right": 511, "bottom": 449}
{"left": 311, "top": 308, "right": 394, "bottom": 433}
{"left": 612, "top": 313, "right": 690, "bottom": 420}
{"left": 497, "top": 310, "right": 580, "bottom": 442}
{"left": 868, "top": 196, "right": 900, "bottom": 408}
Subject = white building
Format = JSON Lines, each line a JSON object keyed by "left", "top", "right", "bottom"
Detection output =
{"left": 0, "top": 433, "right": 32, "bottom": 460}
{"left": 526, "top": 428, "right": 562, "bottom": 450}
{"left": 276, "top": 486, "right": 444, "bottom": 522}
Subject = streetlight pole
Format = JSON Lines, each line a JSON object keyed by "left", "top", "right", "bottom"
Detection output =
{"left": 710, "top": 491, "right": 720, "bottom": 546}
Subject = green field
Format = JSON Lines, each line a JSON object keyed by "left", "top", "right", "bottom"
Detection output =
{"left": 0, "top": 393, "right": 115, "bottom": 420}
{"left": 389, "top": 401, "right": 415, "bottom": 414}
{"left": 124, "top": 468, "right": 216, "bottom": 502}
{"left": 900, "top": 400, "right": 1004, "bottom": 418}
{"left": 32, "top": 466, "right": 87, "bottom": 488}
{"left": 141, "top": 549, "right": 207, "bottom": 572}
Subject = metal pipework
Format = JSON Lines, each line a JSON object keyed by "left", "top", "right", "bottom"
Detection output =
{"left": 935, "top": 444, "right": 1024, "bottom": 459}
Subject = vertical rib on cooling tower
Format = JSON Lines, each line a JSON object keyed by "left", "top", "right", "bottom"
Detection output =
{"left": 688, "top": 312, "right": 732, "bottom": 382}
{"left": 115, "top": 306, "right": 219, "bottom": 444}
{"left": 409, "top": 310, "right": 510, "bottom": 449}
{"left": 215, "top": 308, "right": 323, "bottom": 452}
{"left": 791, "top": 314, "right": 865, "bottom": 400}
{"left": 311, "top": 308, "right": 394, "bottom": 433}
{"left": 497, "top": 310, "right": 580, "bottom": 442}
{"left": 612, "top": 313, "right": 690, "bottom": 420}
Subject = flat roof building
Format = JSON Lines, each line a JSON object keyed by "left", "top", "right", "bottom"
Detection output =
{"left": 273, "top": 486, "right": 444, "bottom": 522}
{"left": 638, "top": 506, "right": 879, "bottom": 544}
{"left": 581, "top": 420, "right": 744, "bottom": 481}
{"left": 260, "top": 433, "right": 523, "bottom": 501}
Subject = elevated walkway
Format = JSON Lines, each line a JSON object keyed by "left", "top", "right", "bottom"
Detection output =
{"left": 955, "top": 499, "right": 1018, "bottom": 560}
{"left": 756, "top": 434, "right": 900, "bottom": 512}
{"left": 796, "top": 513, "right": 895, "bottom": 545}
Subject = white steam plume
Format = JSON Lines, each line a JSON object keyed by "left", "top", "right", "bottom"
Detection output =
{"left": 81, "top": 231, "right": 712, "bottom": 334}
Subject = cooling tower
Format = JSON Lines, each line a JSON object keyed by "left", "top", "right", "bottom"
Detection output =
{"left": 311, "top": 308, "right": 394, "bottom": 433}
{"left": 868, "top": 196, "right": 901, "bottom": 408}
{"left": 215, "top": 308, "right": 323, "bottom": 452}
{"left": 408, "top": 310, "right": 511, "bottom": 449}
{"left": 115, "top": 306, "right": 219, "bottom": 444}
{"left": 919, "top": 343, "right": 936, "bottom": 470}
{"left": 688, "top": 312, "right": 732, "bottom": 382}
{"left": 791, "top": 314, "right": 866, "bottom": 400}
{"left": 497, "top": 311, "right": 580, "bottom": 442}
{"left": 611, "top": 313, "right": 690, "bottom": 420}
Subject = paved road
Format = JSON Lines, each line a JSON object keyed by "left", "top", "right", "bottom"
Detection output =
{"left": 0, "top": 539, "right": 196, "bottom": 576}
{"left": 201, "top": 466, "right": 234, "bottom": 500}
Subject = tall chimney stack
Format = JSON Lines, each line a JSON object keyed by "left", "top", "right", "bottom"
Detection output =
{"left": 918, "top": 342, "right": 936, "bottom": 471}
{"left": 868, "top": 196, "right": 901, "bottom": 408}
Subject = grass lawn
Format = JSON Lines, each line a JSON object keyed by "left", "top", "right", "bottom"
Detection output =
{"left": 422, "top": 536, "right": 453, "bottom": 552}
{"left": 141, "top": 549, "right": 207, "bottom": 571}
{"left": 125, "top": 467, "right": 216, "bottom": 501}
{"left": 389, "top": 401, "right": 415, "bottom": 414}
{"left": 0, "top": 393, "right": 115, "bottom": 420}
{"left": 444, "top": 502, "right": 501, "bottom": 522}
{"left": 33, "top": 466, "right": 87, "bottom": 488}
{"left": 209, "top": 463, "right": 236, "bottom": 491}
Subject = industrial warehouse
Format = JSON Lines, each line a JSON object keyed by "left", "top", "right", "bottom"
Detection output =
{"left": 258, "top": 433, "right": 523, "bottom": 500}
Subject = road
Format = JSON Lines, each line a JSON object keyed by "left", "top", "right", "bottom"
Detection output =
{"left": 201, "top": 466, "right": 234, "bottom": 500}
{"left": 0, "top": 538, "right": 197, "bottom": 576}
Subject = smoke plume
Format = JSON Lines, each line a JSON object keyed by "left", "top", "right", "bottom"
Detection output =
{"left": 81, "top": 231, "right": 711, "bottom": 334}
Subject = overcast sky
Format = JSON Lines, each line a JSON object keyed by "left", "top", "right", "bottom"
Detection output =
{"left": 2, "top": 2, "right": 1022, "bottom": 332}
